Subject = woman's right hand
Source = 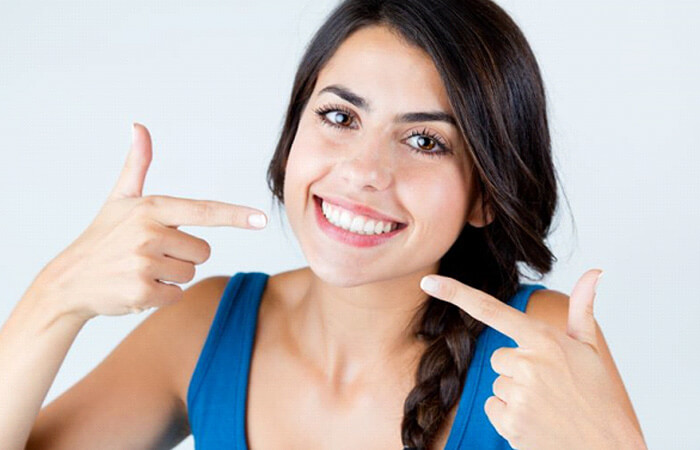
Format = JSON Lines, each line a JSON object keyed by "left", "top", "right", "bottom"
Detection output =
{"left": 22, "top": 122, "right": 268, "bottom": 321}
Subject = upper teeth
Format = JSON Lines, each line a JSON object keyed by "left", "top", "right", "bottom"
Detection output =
{"left": 321, "top": 199, "right": 399, "bottom": 235}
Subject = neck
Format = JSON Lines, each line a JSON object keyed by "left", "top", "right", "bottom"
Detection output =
{"left": 289, "top": 264, "right": 437, "bottom": 388}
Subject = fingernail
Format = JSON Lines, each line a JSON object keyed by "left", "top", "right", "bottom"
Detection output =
{"left": 421, "top": 276, "right": 440, "bottom": 293}
{"left": 131, "top": 122, "right": 136, "bottom": 143}
{"left": 594, "top": 271, "right": 604, "bottom": 294}
{"left": 248, "top": 213, "right": 267, "bottom": 228}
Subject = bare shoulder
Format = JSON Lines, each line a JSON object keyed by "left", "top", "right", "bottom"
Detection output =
{"left": 524, "top": 288, "right": 570, "bottom": 330}
{"left": 525, "top": 286, "right": 614, "bottom": 345}
{"left": 164, "top": 268, "right": 308, "bottom": 406}
{"left": 523, "top": 287, "right": 599, "bottom": 341}
{"left": 154, "top": 275, "right": 232, "bottom": 408}
{"left": 108, "top": 275, "right": 233, "bottom": 417}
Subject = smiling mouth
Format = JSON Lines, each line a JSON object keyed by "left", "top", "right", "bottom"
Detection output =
{"left": 312, "top": 194, "right": 408, "bottom": 247}
{"left": 313, "top": 194, "right": 407, "bottom": 230}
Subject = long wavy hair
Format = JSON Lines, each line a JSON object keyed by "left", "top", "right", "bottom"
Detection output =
{"left": 266, "top": 0, "right": 566, "bottom": 447}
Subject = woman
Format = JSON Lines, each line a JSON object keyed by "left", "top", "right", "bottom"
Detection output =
{"left": 1, "top": 0, "right": 646, "bottom": 449}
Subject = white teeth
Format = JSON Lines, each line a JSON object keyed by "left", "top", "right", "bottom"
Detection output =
{"left": 350, "top": 216, "right": 364, "bottom": 233}
{"left": 339, "top": 210, "right": 353, "bottom": 229}
{"left": 320, "top": 199, "right": 399, "bottom": 235}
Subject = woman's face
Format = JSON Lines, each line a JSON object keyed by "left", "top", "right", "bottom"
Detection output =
{"left": 283, "top": 25, "right": 482, "bottom": 287}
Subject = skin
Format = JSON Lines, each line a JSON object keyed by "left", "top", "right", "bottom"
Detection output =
{"left": 246, "top": 24, "right": 486, "bottom": 447}
{"left": 281, "top": 24, "right": 484, "bottom": 390}
{"left": 23, "top": 23, "right": 644, "bottom": 450}
{"left": 236, "top": 24, "right": 643, "bottom": 449}
{"left": 196, "top": 24, "right": 641, "bottom": 449}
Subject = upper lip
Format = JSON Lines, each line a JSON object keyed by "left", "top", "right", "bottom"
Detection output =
{"left": 315, "top": 194, "right": 406, "bottom": 225}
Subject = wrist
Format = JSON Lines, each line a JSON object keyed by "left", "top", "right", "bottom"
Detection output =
{"left": 20, "top": 286, "right": 93, "bottom": 332}
{"left": 603, "top": 411, "right": 647, "bottom": 450}
{"left": 615, "top": 424, "right": 647, "bottom": 450}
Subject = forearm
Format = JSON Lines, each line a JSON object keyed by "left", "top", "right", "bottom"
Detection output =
{"left": 611, "top": 418, "right": 648, "bottom": 450}
{"left": 587, "top": 408, "right": 648, "bottom": 450}
{"left": 0, "top": 292, "right": 89, "bottom": 450}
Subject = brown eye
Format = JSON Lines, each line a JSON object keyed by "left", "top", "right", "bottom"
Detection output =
{"left": 407, "top": 135, "right": 437, "bottom": 151}
{"left": 327, "top": 111, "right": 353, "bottom": 126}
{"left": 313, "top": 105, "right": 358, "bottom": 130}
{"left": 416, "top": 136, "right": 436, "bottom": 150}
{"left": 404, "top": 129, "right": 451, "bottom": 159}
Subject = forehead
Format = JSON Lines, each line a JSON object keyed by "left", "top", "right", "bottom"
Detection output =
{"left": 315, "top": 25, "right": 452, "bottom": 113}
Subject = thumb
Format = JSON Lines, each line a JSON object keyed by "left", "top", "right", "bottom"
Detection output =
{"left": 566, "top": 268, "right": 603, "bottom": 349}
{"left": 108, "top": 122, "right": 153, "bottom": 200}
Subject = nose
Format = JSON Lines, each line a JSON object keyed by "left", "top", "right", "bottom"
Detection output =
{"left": 339, "top": 140, "right": 393, "bottom": 192}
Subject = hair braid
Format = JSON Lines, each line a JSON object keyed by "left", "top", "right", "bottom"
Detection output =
{"left": 401, "top": 299, "right": 483, "bottom": 449}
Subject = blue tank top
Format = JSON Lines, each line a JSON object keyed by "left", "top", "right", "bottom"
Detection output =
{"left": 187, "top": 272, "right": 547, "bottom": 449}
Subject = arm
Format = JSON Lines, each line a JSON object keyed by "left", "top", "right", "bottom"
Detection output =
{"left": 0, "top": 276, "right": 223, "bottom": 450}
{"left": 0, "top": 291, "right": 89, "bottom": 450}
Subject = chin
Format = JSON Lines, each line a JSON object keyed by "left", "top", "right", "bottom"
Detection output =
{"left": 306, "top": 258, "right": 398, "bottom": 288}
{"left": 307, "top": 262, "right": 372, "bottom": 288}
{"left": 306, "top": 253, "right": 430, "bottom": 289}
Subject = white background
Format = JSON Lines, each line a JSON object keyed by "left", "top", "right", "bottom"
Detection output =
{"left": 1, "top": 1, "right": 697, "bottom": 448}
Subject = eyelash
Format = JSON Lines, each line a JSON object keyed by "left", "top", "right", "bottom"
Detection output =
{"left": 312, "top": 103, "right": 453, "bottom": 159}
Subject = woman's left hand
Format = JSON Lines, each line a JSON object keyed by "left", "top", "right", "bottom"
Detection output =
{"left": 419, "top": 269, "right": 645, "bottom": 450}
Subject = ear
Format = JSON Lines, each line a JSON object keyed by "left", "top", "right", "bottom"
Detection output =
{"left": 464, "top": 175, "right": 494, "bottom": 228}
{"left": 466, "top": 196, "right": 494, "bottom": 228}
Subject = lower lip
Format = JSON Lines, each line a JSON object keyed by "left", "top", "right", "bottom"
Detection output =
{"left": 313, "top": 195, "right": 406, "bottom": 248}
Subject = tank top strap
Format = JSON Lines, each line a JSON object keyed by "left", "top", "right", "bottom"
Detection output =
{"left": 444, "top": 282, "right": 548, "bottom": 449}
{"left": 187, "top": 271, "right": 269, "bottom": 449}
{"left": 188, "top": 274, "right": 547, "bottom": 449}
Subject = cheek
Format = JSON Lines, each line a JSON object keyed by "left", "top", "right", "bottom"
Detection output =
{"left": 283, "top": 127, "right": 328, "bottom": 213}
{"left": 402, "top": 164, "right": 469, "bottom": 233}
{"left": 286, "top": 118, "right": 331, "bottom": 168}
{"left": 283, "top": 117, "right": 344, "bottom": 192}
{"left": 292, "top": 111, "right": 352, "bottom": 163}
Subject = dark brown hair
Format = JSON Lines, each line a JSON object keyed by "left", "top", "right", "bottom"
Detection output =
{"left": 266, "top": 0, "right": 564, "bottom": 447}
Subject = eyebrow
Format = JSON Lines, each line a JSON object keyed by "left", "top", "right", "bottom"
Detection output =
{"left": 318, "top": 84, "right": 458, "bottom": 127}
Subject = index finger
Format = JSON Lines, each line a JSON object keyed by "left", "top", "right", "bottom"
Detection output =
{"left": 141, "top": 195, "right": 267, "bottom": 229}
{"left": 421, "top": 275, "right": 545, "bottom": 348}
